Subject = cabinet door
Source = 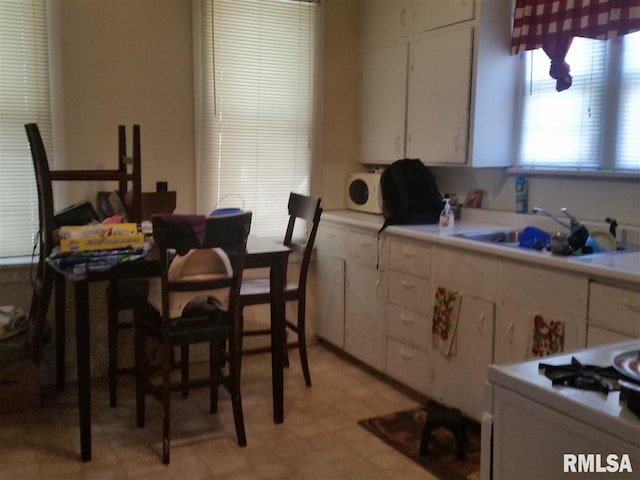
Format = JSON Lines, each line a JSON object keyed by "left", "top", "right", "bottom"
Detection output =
{"left": 314, "top": 255, "right": 345, "bottom": 348}
{"left": 588, "top": 282, "right": 640, "bottom": 338}
{"left": 410, "top": 0, "right": 474, "bottom": 35}
{"left": 430, "top": 296, "right": 494, "bottom": 421}
{"left": 360, "top": 0, "right": 410, "bottom": 46}
{"left": 345, "top": 263, "right": 386, "bottom": 370}
{"left": 495, "top": 264, "right": 588, "bottom": 364}
{"left": 406, "top": 25, "right": 473, "bottom": 164}
{"left": 361, "top": 43, "right": 408, "bottom": 164}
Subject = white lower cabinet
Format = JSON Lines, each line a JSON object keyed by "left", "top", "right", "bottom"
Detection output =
{"left": 430, "top": 295, "right": 494, "bottom": 421}
{"left": 313, "top": 223, "right": 347, "bottom": 348}
{"left": 345, "top": 261, "right": 387, "bottom": 371}
{"left": 428, "top": 247, "right": 497, "bottom": 421}
{"left": 314, "top": 255, "right": 345, "bottom": 348}
{"left": 385, "top": 237, "right": 433, "bottom": 393}
{"left": 587, "top": 282, "right": 640, "bottom": 346}
{"left": 313, "top": 216, "right": 636, "bottom": 428}
{"left": 495, "top": 263, "right": 588, "bottom": 364}
{"left": 386, "top": 338, "right": 431, "bottom": 394}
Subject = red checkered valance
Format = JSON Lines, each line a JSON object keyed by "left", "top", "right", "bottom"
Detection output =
{"left": 511, "top": 0, "right": 640, "bottom": 55}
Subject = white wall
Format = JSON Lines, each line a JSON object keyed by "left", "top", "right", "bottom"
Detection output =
{"left": 48, "top": 0, "right": 196, "bottom": 214}
{"left": 432, "top": 167, "right": 640, "bottom": 227}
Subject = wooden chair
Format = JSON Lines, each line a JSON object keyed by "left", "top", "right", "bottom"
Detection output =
{"left": 102, "top": 126, "right": 144, "bottom": 407}
{"left": 134, "top": 212, "right": 252, "bottom": 464}
{"left": 24, "top": 123, "right": 142, "bottom": 383}
{"left": 24, "top": 123, "right": 56, "bottom": 364}
{"left": 241, "top": 193, "right": 322, "bottom": 386}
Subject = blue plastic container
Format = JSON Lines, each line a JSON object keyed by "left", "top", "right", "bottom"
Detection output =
{"left": 211, "top": 207, "right": 242, "bottom": 216}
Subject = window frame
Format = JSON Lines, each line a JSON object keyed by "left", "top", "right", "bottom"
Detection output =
{"left": 515, "top": 32, "right": 640, "bottom": 175}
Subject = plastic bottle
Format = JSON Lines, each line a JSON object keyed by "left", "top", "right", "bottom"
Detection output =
{"left": 439, "top": 198, "right": 454, "bottom": 233}
{"left": 515, "top": 175, "right": 528, "bottom": 214}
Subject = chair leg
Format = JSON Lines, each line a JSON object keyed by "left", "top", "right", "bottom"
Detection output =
{"left": 162, "top": 342, "right": 172, "bottom": 464}
{"left": 180, "top": 345, "right": 189, "bottom": 397}
{"left": 283, "top": 329, "right": 290, "bottom": 368}
{"left": 134, "top": 322, "right": 146, "bottom": 428}
{"left": 230, "top": 315, "right": 247, "bottom": 447}
{"left": 209, "top": 340, "right": 221, "bottom": 414}
{"left": 106, "top": 284, "right": 119, "bottom": 407}
{"left": 296, "top": 298, "right": 311, "bottom": 387}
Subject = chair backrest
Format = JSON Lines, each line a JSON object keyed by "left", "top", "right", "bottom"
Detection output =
{"left": 152, "top": 212, "right": 253, "bottom": 323}
{"left": 284, "top": 193, "right": 322, "bottom": 293}
{"left": 117, "top": 125, "right": 142, "bottom": 222}
{"left": 25, "top": 123, "right": 56, "bottom": 275}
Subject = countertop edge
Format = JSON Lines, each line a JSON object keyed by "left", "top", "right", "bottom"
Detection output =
{"left": 321, "top": 210, "right": 640, "bottom": 286}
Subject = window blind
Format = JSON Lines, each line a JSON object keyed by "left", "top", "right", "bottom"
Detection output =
{"left": 197, "top": 0, "right": 317, "bottom": 237}
{"left": 518, "top": 32, "right": 640, "bottom": 172}
{"left": 616, "top": 32, "right": 640, "bottom": 170}
{"left": 519, "top": 38, "right": 607, "bottom": 169}
{"left": 0, "top": 0, "right": 52, "bottom": 258}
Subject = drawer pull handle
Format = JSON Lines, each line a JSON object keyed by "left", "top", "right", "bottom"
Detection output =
{"left": 478, "top": 313, "right": 485, "bottom": 336}
{"left": 401, "top": 248, "right": 416, "bottom": 258}
{"left": 360, "top": 241, "right": 373, "bottom": 247}
{"left": 376, "top": 279, "right": 381, "bottom": 297}
{"left": 400, "top": 348, "right": 414, "bottom": 360}
{"left": 622, "top": 298, "right": 640, "bottom": 313}
{"left": 400, "top": 313, "right": 414, "bottom": 325}
{"left": 401, "top": 280, "right": 416, "bottom": 289}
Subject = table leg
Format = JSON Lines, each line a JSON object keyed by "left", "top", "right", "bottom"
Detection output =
{"left": 55, "top": 272, "right": 66, "bottom": 391}
{"left": 75, "top": 279, "right": 92, "bottom": 462}
{"left": 269, "top": 254, "right": 288, "bottom": 424}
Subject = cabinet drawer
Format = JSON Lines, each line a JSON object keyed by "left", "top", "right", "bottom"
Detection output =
{"left": 316, "top": 224, "right": 347, "bottom": 256}
{"left": 588, "top": 283, "right": 640, "bottom": 337}
{"left": 587, "top": 325, "right": 635, "bottom": 347}
{"left": 388, "top": 271, "right": 432, "bottom": 315}
{"left": 389, "top": 238, "right": 431, "bottom": 278}
{"left": 347, "top": 230, "right": 379, "bottom": 267}
{"left": 386, "top": 338, "right": 429, "bottom": 395}
{"left": 387, "top": 304, "right": 430, "bottom": 351}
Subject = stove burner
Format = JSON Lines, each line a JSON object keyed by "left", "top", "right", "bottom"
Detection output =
{"left": 538, "top": 356, "right": 621, "bottom": 394}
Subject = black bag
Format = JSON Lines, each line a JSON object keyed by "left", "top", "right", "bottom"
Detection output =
{"left": 380, "top": 158, "right": 443, "bottom": 229}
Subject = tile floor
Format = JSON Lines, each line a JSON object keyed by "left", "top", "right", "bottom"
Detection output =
{"left": 0, "top": 344, "right": 437, "bottom": 479}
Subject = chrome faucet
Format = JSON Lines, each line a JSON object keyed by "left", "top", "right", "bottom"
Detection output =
{"left": 560, "top": 208, "right": 582, "bottom": 233}
{"left": 532, "top": 207, "right": 574, "bottom": 231}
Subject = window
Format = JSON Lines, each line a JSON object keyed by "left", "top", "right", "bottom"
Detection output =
{"left": 518, "top": 32, "right": 640, "bottom": 172}
{"left": 0, "top": 0, "right": 52, "bottom": 258}
{"left": 195, "top": 0, "right": 318, "bottom": 237}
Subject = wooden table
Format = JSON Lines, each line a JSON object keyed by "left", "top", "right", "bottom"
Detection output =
{"left": 49, "top": 236, "right": 290, "bottom": 462}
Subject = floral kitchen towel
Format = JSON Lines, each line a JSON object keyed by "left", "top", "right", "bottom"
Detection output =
{"left": 431, "top": 287, "right": 461, "bottom": 357}
{"left": 528, "top": 314, "right": 565, "bottom": 357}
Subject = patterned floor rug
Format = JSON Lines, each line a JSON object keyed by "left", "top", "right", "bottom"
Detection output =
{"left": 358, "top": 405, "right": 481, "bottom": 480}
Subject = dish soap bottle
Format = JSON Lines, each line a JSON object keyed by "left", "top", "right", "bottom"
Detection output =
{"left": 439, "top": 198, "right": 454, "bottom": 233}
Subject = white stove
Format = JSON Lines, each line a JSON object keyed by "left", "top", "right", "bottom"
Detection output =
{"left": 482, "top": 340, "right": 640, "bottom": 480}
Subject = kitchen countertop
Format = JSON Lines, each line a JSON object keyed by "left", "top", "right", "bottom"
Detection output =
{"left": 321, "top": 209, "right": 640, "bottom": 286}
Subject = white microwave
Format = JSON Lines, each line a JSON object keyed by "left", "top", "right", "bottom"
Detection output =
{"left": 347, "top": 172, "right": 383, "bottom": 214}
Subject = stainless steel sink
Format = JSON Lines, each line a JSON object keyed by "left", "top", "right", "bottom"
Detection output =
{"left": 454, "top": 228, "right": 640, "bottom": 255}
{"left": 454, "top": 229, "right": 523, "bottom": 244}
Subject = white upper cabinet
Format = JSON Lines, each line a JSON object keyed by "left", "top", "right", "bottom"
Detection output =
{"left": 359, "top": 0, "right": 518, "bottom": 167}
{"left": 410, "top": 0, "right": 474, "bottom": 35}
{"left": 360, "top": 43, "right": 408, "bottom": 164}
{"left": 406, "top": 25, "right": 473, "bottom": 164}
{"left": 360, "top": 0, "right": 411, "bottom": 46}
{"left": 360, "top": 0, "right": 475, "bottom": 47}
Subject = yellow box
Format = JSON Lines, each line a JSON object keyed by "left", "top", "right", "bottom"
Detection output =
{"left": 58, "top": 224, "right": 144, "bottom": 252}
